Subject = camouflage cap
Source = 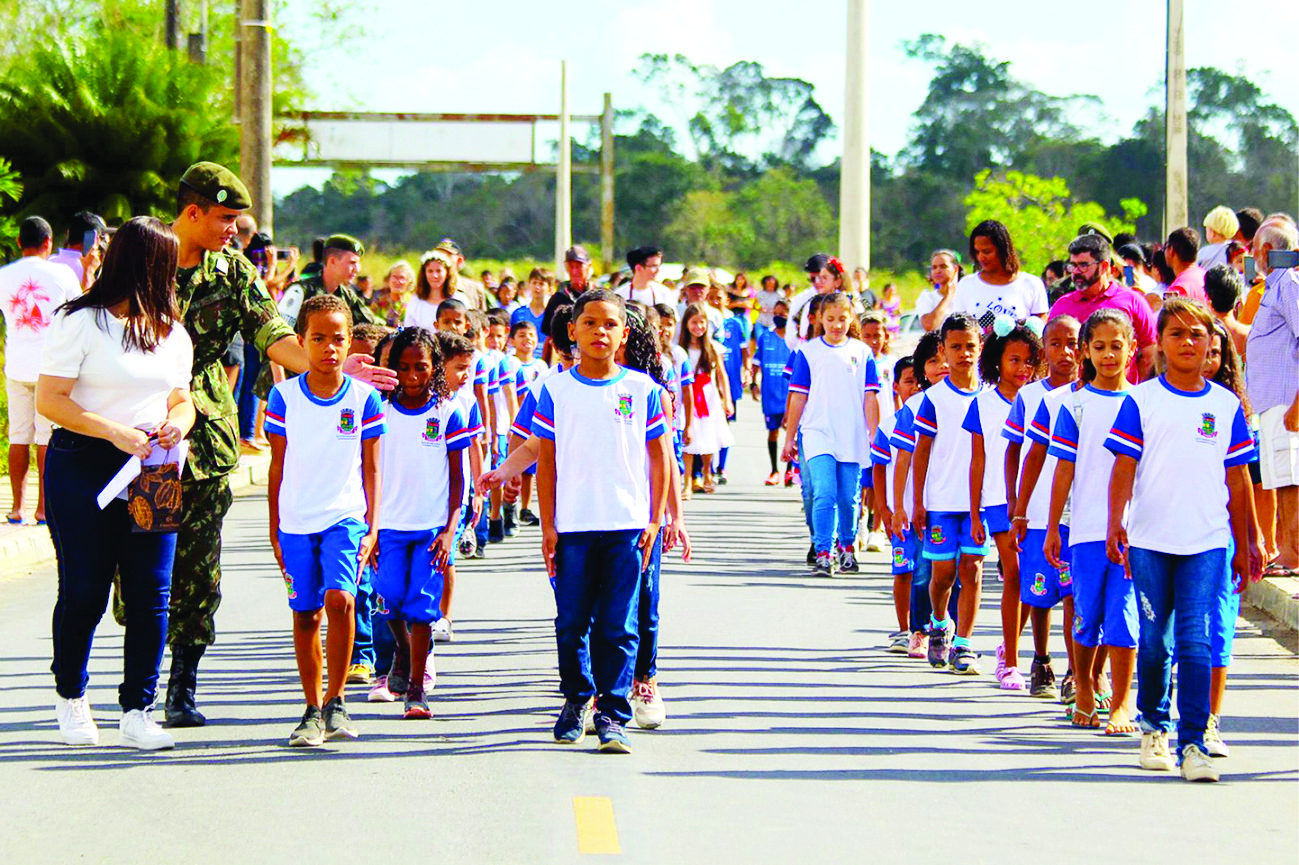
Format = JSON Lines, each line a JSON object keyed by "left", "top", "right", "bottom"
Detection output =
{"left": 179, "top": 162, "right": 251, "bottom": 210}
{"left": 324, "top": 234, "right": 365, "bottom": 256}
{"left": 681, "top": 266, "right": 711, "bottom": 288}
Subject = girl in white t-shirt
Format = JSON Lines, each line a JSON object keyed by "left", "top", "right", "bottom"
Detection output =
{"left": 373, "top": 327, "right": 470, "bottom": 720}
{"left": 964, "top": 318, "right": 1041, "bottom": 691}
{"left": 679, "top": 303, "right": 733, "bottom": 494}
{"left": 953, "top": 220, "right": 1050, "bottom": 325}
{"left": 781, "top": 291, "right": 881, "bottom": 576}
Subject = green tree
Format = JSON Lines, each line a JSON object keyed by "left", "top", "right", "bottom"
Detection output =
{"left": 732, "top": 168, "right": 834, "bottom": 265}
{"left": 0, "top": 157, "right": 24, "bottom": 259}
{"left": 964, "top": 170, "right": 1146, "bottom": 274}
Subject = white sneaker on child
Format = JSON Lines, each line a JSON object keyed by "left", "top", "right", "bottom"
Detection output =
{"left": 119, "top": 707, "right": 175, "bottom": 750}
{"left": 56, "top": 695, "right": 99, "bottom": 746}
{"left": 433, "top": 618, "right": 454, "bottom": 643}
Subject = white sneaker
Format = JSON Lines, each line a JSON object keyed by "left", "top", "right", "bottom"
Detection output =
{"left": 1204, "top": 713, "right": 1230, "bottom": 758}
{"left": 866, "top": 531, "right": 886, "bottom": 553}
{"left": 1180, "top": 743, "right": 1220, "bottom": 782}
{"left": 1139, "top": 731, "right": 1176, "bottom": 771}
{"left": 433, "top": 618, "right": 454, "bottom": 643}
{"left": 56, "top": 696, "right": 99, "bottom": 746}
{"left": 119, "top": 707, "right": 175, "bottom": 750}
{"left": 632, "top": 677, "right": 666, "bottom": 729}
{"left": 423, "top": 650, "right": 437, "bottom": 692}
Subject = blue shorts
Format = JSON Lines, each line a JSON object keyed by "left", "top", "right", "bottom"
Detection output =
{"left": 278, "top": 517, "right": 367, "bottom": 612}
{"left": 891, "top": 528, "right": 918, "bottom": 575}
{"left": 922, "top": 511, "right": 990, "bottom": 562}
{"left": 860, "top": 466, "right": 873, "bottom": 491}
{"left": 375, "top": 527, "right": 444, "bottom": 623}
{"left": 1068, "top": 540, "right": 1137, "bottom": 648}
{"left": 764, "top": 413, "right": 785, "bottom": 432}
{"left": 1020, "top": 525, "right": 1071, "bottom": 608}
{"left": 494, "top": 434, "right": 508, "bottom": 470}
{"left": 982, "top": 503, "right": 1010, "bottom": 536}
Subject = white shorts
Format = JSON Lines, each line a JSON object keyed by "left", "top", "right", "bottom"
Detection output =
{"left": 5, "top": 378, "right": 52, "bottom": 446}
{"left": 1258, "top": 404, "right": 1299, "bottom": 490}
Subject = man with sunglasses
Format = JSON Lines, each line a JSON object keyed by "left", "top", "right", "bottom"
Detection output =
{"left": 1048, "top": 233, "right": 1157, "bottom": 381}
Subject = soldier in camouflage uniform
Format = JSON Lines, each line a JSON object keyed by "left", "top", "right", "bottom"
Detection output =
{"left": 164, "top": 164, "right": 393, "bottom": 727}
{"left": 296, "top": 234, "right": 379, "bottom": 327}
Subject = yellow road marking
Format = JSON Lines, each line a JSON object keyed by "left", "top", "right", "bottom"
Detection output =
{"left": 573, "top": 796, "right": 622, "bottom": 855}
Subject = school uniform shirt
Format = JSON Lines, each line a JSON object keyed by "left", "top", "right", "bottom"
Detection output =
{"left": 1024, "top": 384, "right": 1076, "bottom": 529}
{"left": 912, "top": 378, "right": 981, "bottom": 512}
{"left": 669, "top": 345, "right": 692, "bottom": 433}
{"left": 787, "top": 337, "right": 881, "bottom": 464}
{"left": 753, "top": 325, "right": 791, "bottom": 418}
{"left": 871, "top": 415, "right": 912, "bottom": 516}
{"left": 493, "top": 351, "right": 520, "bottom": 436}
{"left": 961, "top": 388, "right": 1016, "bottom": 508}
{"left": 721, "top": 313, "right": 751, "bottom": 386}
{"left": 889, "top": 391, "right": 927, "bottom": 456}
{"left": 510, "top": 366, "right": 560, "bottom": 440}
{"left": 265, "top": 375, "right": 385, "bottom": 535}
{"left": 1046, "top": 384, "right": 1130, "bottom": 545}
{"left": 531, "top": 367, "right": 667, "bottom": 533}
{"left": 514, "top": 358, "right": 548, "bottom": 392}
{"left": 379, "top": 395, "right": 471, "bottom": 531}
{"left": 1003, "top": 380, "right": 1064, "bottom": 530}
{"left": 1104, "top": 377, "right": 1254, "bottom": 555}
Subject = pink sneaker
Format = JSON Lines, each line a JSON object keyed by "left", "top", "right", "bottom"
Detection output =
{"left": 1000, "top": 668, "right": 1027, "bottom": 690}
{"left": 367, "top": 675, "right": 397, "bottom": 703}
{"left": 906, "top": 631, "right": 928, "bottom": 659}
{"left": 994, "top": 643, "right": 1007, "bottom": 680}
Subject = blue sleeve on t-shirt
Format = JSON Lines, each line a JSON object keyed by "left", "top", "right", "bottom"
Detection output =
{"left": 1002, "top": 393, "right": 1026, "bottom": 444}
{"left": 788, "top": 351, "right": 811, "bottom": 394}
{"left": 532, "top": 384, "right": 556, "bottom": 440}
{"left": 1224, "top": 405, "right": 1256, "bottom": 467}
{"left": 1026, "top": 397, "right": 1053, "bottom": 446}
{"left": 645, "top": 387, "right": 666, "bottom": 441}
{"left": 960, "top": 399, "right": 982, "bottom": 437}
{"left": 511, "top": 390, "right": 537, "bottom": 438}
{"left": 1047, "top": 404, "right": 1079, "bottom": 462}
{"left": 863, "top": 353, "right": 881, "bottom": 393}
{"left": 871, "top": 427, "right": 893, "bottom": 466}
{"left": 914, "top": 393, "right": 938, "bottom": 438}
{"left": 264, "top": 385, "right": 287, "bottom": 437}
{"left": 1104, "top": 394, "right": 1143, "bottom": 460}
{"left": 891, "top": 404, "right": 917, "bottom": 453}
{"left": 361, "top": 388, "right": 386, "bottom": 440}
{"left": 444, "top": 407, "right": 471, "bottom": 451}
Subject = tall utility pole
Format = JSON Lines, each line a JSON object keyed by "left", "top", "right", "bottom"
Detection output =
{"left": 165, "top": 0, "right": 182, "bottom": 51}
{"left": 839, "top": 0, "right": 870, "bottom": 274}
{"left": 600, "top": 92, "right": 615, "bottom": 273}
{"left": 1164, "top": 0, "right": 1189, "bottom": 234}
{"left": 239, "top": 0, "right": 273, "bottom": 231}
{"left": 555, "top": 61, "right": 572, "bottom": 275}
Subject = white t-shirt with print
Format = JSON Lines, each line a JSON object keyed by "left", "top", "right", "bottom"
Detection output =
{"left": 379, "top": 395, "right": 470, "bottom": 531}
{"left": 952, "top": 272, "right": 1049, "bottom": 323}
{"left": 2, "top": 257, "right": 83, "bottom": 381}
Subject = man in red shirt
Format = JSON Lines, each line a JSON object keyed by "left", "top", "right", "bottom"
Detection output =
{"left": 1163, "top": 227, "right": 1208, "bottom": 305}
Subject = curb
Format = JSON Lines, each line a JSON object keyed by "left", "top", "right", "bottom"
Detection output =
{"left": 1245, "top": 573, "right": 1299, "bottom": 633}
{"left": 0, "top": 454, "right": 272, "bottom": 577}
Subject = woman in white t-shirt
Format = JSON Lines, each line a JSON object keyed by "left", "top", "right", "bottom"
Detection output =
{"left": 916, "top": 249, "right": 965, "bottom": 332}
{"left": 404, "top": 249, "right": 471, "bottom": 329}
{"left": 37, "top": 217, "right": 196, "bottom": 751}
{"left": 952, "top": 221, "right": 1049, "bottom": 326}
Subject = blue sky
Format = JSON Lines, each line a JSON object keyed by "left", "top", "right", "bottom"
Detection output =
{"left": 272, "top": 0, "right": 1298, "bottom": 195}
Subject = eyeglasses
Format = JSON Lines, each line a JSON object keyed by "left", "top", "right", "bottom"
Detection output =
{"left": 1066, "top": 260, "right": 1100, "bottom": 272}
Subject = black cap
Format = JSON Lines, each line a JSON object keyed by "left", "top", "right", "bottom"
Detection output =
{"left": 565, "top": 245, "right": 591, "bottom": 264}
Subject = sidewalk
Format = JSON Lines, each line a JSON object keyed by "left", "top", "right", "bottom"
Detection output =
{"left": 0, "top": 450, "right": 273, "bottom": 577}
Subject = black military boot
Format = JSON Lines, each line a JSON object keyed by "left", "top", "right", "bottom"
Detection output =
{"left": 164, "top": 644, "right": 207, "bottom": 727}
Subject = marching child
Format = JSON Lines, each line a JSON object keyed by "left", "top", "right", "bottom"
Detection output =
{"left": 871, "top": 356, "right": 920, "bottom": 652}
{"left": 266, "top": 294, "right": 384, "bottom": 746}
{"left": 373, "top": 327, "right": 472, "bottom": 719}
{"left": 1003, "top": 314, "right": 1082, "bottom": 703}
{"left": 485, "top": 309, "right": 519, "bottom": 542}
{"left": 1042, "top": 309, "right": 1137, "bottom": 731}
{"left": 908, "top": 313, "right": 984, "bottom": 673}
{"left": 510, "top": 319, "right": 547, "bottom": 525}
{"left": 964, "top": 318, "right": 1040, "bottom": 691}
{"left": 534, "top": 289, "right": 671, "bottom": 754}
{"left": 655, "top": 303, "right": 692, "bottom": 479}
{"left": 751, "top": 299, "right": 792, "bottom": 485}
{"left": 1104, "top": 297, "right": 1260, "bottom": 782}
{"left": 680, "top": 302, "right": 733, "bottom": 495}
{"left": 781, "top": 290, "right": 881, "bottom": 576}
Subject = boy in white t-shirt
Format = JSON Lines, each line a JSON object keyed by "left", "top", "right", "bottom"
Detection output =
{"left": 266, "top": 295, "right": 385, "bottom": 746}
{"left": 533, "top": 288, "right": 671, "bottom": 754}
{"left": 485, "top": 309, "right": 519, "bottom": 542}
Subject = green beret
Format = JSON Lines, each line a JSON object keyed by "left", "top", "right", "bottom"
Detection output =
{"left": 325, "top": 234, "right": 365, "bottom": 256}
{"left": 179, "top": 161, "right": 252, "bottom": 210}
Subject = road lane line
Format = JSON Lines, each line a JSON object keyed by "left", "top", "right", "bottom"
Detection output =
{"left": 573, "top": 796, "right": 622, "bottom": 854}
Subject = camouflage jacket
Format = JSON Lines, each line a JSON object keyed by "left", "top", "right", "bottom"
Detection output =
{"left": 298, "top": 273, "right": 379, "bottom": 326}
{"left": 177, "top": 249, "right": 295, "bottom": 481}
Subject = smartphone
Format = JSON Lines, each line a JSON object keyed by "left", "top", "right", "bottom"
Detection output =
{"left": 83, "top": 230, "right": 98, "bottom": 252}
{"left": 1244, "top": 255, "right": 1256, "bottom": 284}
{"left": 1267, "top": 249, "right": 1299, "bottom": 270}
{"left": 1123, "top": 265, "right": 1134, "bottom": 287}
{"left": 277, "top": 248, "right": 293, "bottom": 260}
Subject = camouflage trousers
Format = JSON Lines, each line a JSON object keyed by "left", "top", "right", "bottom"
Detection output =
{"left": 167, "top": 475, "right": 234, "bottom": 647}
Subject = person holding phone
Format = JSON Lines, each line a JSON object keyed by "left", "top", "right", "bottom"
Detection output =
{"left": 37, "top": 217, "right": 197, "bottom": 750}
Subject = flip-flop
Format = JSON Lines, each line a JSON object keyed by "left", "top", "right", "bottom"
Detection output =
{"left": 1263, "top": 562, "right": 1299, "bottom": 578}
{"left": 1105, "top": 719, "right": 1137, "bottom": 736}
{"left": 5, "top": 516, "right": 22, "bottom": 525}
{"left": 1070, "top": 707, "right": 1101, "bottom": 728}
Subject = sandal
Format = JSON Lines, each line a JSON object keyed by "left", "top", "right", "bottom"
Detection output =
{"left": 1070, "top": 707, "right": 1101, "bottom": 728}
{"left": 1105, "top": 717, "right": 1137, "bottom": 736}
{"left": 1263, "top": 561, "right": 1299, "bottom": 578}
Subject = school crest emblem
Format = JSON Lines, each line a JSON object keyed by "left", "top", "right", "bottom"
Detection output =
{"left": 282, "top": 572, "right": 297, "bottom": 600}
{"left": 374, "top": 595, "right": 390, "bottom": 616}
{"left": 893, "top": 546, "right": 907, "bottom": 568}
{"left": 1073, "top": 614, "right": 1084, "bottom": 636}
{"left": 423, "top": 417, "right": 440, "bottom": 441}
{"left": 338, "top": 407, "right": 356, "bottom": 434}
{"left": 1031, "top": 573, "right": 1047, "bottom": 596}
{"left": 1199, "top": 412, "right": 1217, "bottom": 439}
{"left": 614, "top": 391, "right": 634, "bottom": 423}
{"left": 929, "top": 525, "right": 946, "bottom": 545}
{"left": 1058, "top": 564, "right": 1072, "bottom": 587}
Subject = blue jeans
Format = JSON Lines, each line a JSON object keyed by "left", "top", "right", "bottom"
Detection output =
{"left": 237, "top": 340, "right": 262, "bottom": 440}
{"left": 45, "top": 430, "right": 176, "bottom": 711}
{"left": 635, "top": 535, "right": 664, "bottom": 680}
{"left": 351, "top": 564, "right": 377, "bottom": 668}
{"left": 798, "top": 433, "right": 814, "bottom": 537}
{"left": 806, "top": 455, "right": 860, "bottom": 554}
{"left": 1129, "top": 546, "right": 1224, "bottom": 755}
{"left": 554, "top": 529, "right": 642, "bottom": 725}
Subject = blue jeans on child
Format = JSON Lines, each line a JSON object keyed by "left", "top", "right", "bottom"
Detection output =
{"left": 351, "top": 563, "right": 378, "bottom": 669}
{"left": 45, "top": 430, "right": 176, "bottom": 711}
{"left": 806, "top": 455, "right": 860, "bottom": 553}
{"left": 554, "top": 529, "right": 643, "bottom": 725}
{"left": 1128, "top": 546, "right": 1224, "bottom": 756}
{"left": 635, "top": 535, "right": 664, "bottom": 681}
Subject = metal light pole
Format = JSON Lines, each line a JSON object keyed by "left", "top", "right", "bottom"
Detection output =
{"left": 1164, "top": 0, "right": 1189, "bottom": 234}
{"left": 600, "top": 92, "right": 615, "bottom": 273}
{"left": 555, "top": 61, "right": 572, "bottom": 274}
{"left": 839, "top": 0, "right": 870, "bottom": 273}
{"left": 239, "top": 0, "right": 274, "bottom": 232}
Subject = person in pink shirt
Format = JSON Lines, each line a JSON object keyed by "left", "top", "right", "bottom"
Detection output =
{"left": 1048, "top": 233, "right": 1157, "bottom": 381}
{"left": 1163, "top": 227, "right": 1208, "bottom": 305}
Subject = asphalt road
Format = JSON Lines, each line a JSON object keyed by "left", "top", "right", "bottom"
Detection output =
{"left": 1, "top": 410, "right": 1296, "bottom": 864}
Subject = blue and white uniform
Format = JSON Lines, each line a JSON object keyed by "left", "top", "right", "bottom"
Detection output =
{"left": 961, "top": 388, "right": 1015, "bottom": 535}
{"left": 913, "top": 378, "right": 984, "bottom": 561}
{"left": 753, "top": 324, "right": 791, "bottom": 431}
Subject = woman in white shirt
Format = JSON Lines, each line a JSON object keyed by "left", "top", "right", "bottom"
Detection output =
{"left": 952, "top": 220, "right": 1049, "bottom": 325}
{"left": 404, "top": 249, "right": 470, "bottom": 329}
{"left": 37, "top": 217, "right": 196, "bottom": 751}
